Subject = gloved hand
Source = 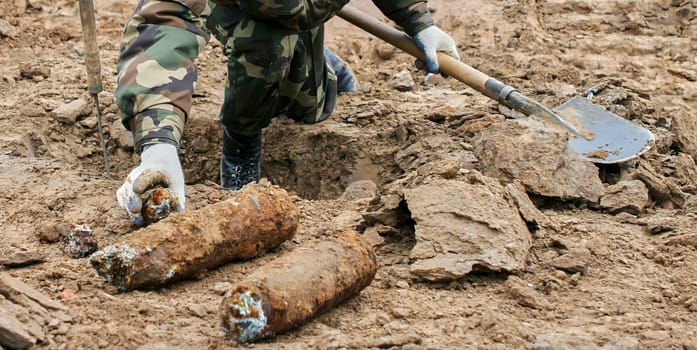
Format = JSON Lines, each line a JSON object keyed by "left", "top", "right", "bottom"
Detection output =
{"left": 116, "top": 143, "right": 186, "bottom": 226}
{"left": 412, "top": 25, "right": 461, "bottom": 73}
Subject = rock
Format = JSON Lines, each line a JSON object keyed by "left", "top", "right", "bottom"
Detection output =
{"left": 18, "top": 62, "right": 50, "bottom": 80}
{"left": 0, "top": 299, "right": 36, "bottom": 350}
{"left": 535, "top": 333, "right": 600, "bottom": 350}
{"left": 36, "top": 223, "right": 63, "bottom": 243}
{"left": 0, "top": 251, "right": 45, "bottom": 268}
{"left": 15, "top": 0, "right": 27, "bottom": 11}
{"left": 57, "top": 289, "right": 77, "bottom": 303}
{"left": 461, "top": 115, "right": 505, "bottom": 136}
{"left": 361, "top": 226, "right": 386, "bottom": 247}
{"left": 186, "top": 303, "right": 208, "bottom": 318}
{"left": 111, "top": 119, "right": 134, "bottom": 149}
{"left": 0, "top": 273, "right": 72, "bottom": 349}
{"left": 600, "top": 337, "right": 638, "bottom": 350}
{"left": 634, "top": 160, "right": 687, "bottom": 207}
{"left": 0, "top": 18, "right": 17, "bottom": 38}
{"left": 504, "top": 180, "right": 548, "bottom": 227}
{"left": 474, "top": 119, "right": 604, "bottom": 202}
{"left": 405, "top": 177, "right": 532, "bottom": 281}
{"left": 78, "top": 116, "right": 99, "bottom": 129}
{"left": 375, "top": 43, "right": 395, "bottom": 60}
{"left": 0, "top": 273, "right": 68, "bottom": 312}
{"left": 416, "top": 159, "right": 461, "bottom": 178}
{"left": 341, "top": 180, "right": 378, "bottom": 201}
{"left": 52, "top": 99, "right": 90, "bottom": 125}
{"left": 212, "top": 282, "right": 233, "bottom": 295}
{"left": 331, "top": 210, "right": 364, "bottom": 230}
{"left": 672, "top": 111, "right": 697, "bottom": 157}
{"left": 600, "top": 180, "right": 649, "bottom": 214}
{"left": 362, "top": 194, "right": 408, "bottom": 228}
{"left": 190, "top": 136, "right": 211, "bottom": 153}
{"left": 392, "top": 70, "right": 415, "bottom": 92}
{"left": 62, "top": 224, "right": 98, "bottom": 259}
{"left": 360, "top": 334, "right": 422, "bottom": 349}
{"left": 479, "top": 307, "right": 499, "bottom": 330}
{"left": 504, "top": 276, "right": 551, "bottom": 310}
{"left": 550, "top": 248, "right": 591, "bottom": 275}
{"left": 389, "top": 306, "right": 411, "bottom": 319}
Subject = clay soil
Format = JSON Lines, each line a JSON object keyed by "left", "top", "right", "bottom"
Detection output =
{"left": 1, "top": 0, "right": 697, "bottom": 349}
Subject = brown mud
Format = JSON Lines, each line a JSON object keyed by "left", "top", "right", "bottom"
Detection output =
{"left": 1, "top": 0, "right": 697, "bottom": 349}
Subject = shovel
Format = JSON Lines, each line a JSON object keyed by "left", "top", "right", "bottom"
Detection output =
{"left": 336, "top": 6, "right": 655, "bottom": 164}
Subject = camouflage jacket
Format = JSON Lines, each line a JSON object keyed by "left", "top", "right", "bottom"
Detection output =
{"left": 115, "top": 0, "right": 433, "bottom": 151}
{"left": 230, "top": 0, "right": 433, "bottom": 34}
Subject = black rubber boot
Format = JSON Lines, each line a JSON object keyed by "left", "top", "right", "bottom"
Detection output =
{"left": 220, "top": 127, "right": 261, "bottom": 191}
{"left": 324, "top": 47, "right": 356, "bottom": 93}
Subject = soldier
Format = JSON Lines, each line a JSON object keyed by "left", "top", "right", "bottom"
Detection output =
{"left": 115, "top": 0, "right": 460, "bottom": 226}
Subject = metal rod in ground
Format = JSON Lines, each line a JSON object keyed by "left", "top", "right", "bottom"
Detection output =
{"left": 90, "top": 181, "right": 299, "bottom": 291}
{"left": 93, "top": 94, "right": 110, "bottom": 178}
{"left": 220, "top": 229, "right": 377, "bottom": 343}
{"left": 78, "top": 0, "right": 110, "bottom": 178}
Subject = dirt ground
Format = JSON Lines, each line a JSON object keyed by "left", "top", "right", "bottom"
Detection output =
{"left": 1, "top": 0, "right": 697, "bottom": 349}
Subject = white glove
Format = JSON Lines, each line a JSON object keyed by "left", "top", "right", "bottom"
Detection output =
{"left": 116, "top": 143, "right": 186, "bottom": 226}
{"left": 412, "top": 25, "right": 461, "bottom": 73}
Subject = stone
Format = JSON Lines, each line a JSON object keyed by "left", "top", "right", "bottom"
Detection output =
{"left": 18, "top": 62, "right": 50, "bottom": 80}
{"left": 416, "top": 159, "right": 461, "bottom": 178}
{"left": 392, "top": 70, "right": 415, "bottom": 92}
{"left": 0, "top": 19, "right": 17, "bottom": 38}
{"left": 78, "top": 116, "right": 99, "bottom": 129}
{"left": 375, "top": 43, "right": 395, "bottom": 60}
{"left": 601, "top": 337, "right": 639, "bottom": 350}
{"left": 0, "top": 251, "right": 45, "bottom": 268}
{"left": 0, "top": 300, "right": 36, "bottom": 350}
{"left": 36, "top": 223, "right": 63, "bottom": 243}
{"left": 634, "top": 160, "right": 687, "bottom": 207}
{"left": 361, "top": 226, "right": 386, "bottom": 247}
{"left": 474, "top": 119, "right": 604, "bottom": 202}
{"left": 212, "top": 282, "right": 233, "bottom": 296}
{"left": 0, "top": 273, "right": 68, "bottom": 312}
{"left": 360, "top": 334, "right": 422, "bottom": 349}
{"left": 550, "top": 248, "right": 591, "bottom": 275}
{"left": 535, "top": 333, "right": 600, "bottom": 350}
{"left": 342, "top": 180, "right": 378, "bottom": 201}
{"left": 15, "top": 0, "right": 27, "bottom": 11}
{"left": 600, "top": 180, "right": 649, "bottom": 214}
{"left": 190, "top": 136, "right": 211, "bottom": 153}
{"left": 405, "top": 177, "right": 532, "bottom": 281}
{"left": 504, "top": 276, "right": 551, "bottom": 310}
{"left": 0, "top": 273, "right": 72, "bottom": 349}
{"left": 672, "top": 111, "right": 697, "bottom": 157}
{"left": 186, "top": 303, "right": 208, "bottom": 318}
{"left": 52, "top": 99, "right": 90, "bottom": 125}
{"left": 504, "top": 180, "right": 548, "bottom": 227}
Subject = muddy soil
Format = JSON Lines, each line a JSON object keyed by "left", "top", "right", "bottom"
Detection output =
{"left": 1, "top": 0, "right": 697, "bottom": 349}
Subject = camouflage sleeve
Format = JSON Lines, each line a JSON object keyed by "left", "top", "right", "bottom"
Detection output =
{"left": 373, "top": 0, "right": 433, "bottom": 35}
{"left": 114, "top": 0, "right": 211, "bottom": 152}
{"left": 235, "top": 0, "right": 349, "bottom": 32}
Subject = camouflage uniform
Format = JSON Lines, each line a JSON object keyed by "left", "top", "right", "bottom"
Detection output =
{"left": 114, "top": 0, "right": 434, "bottom": 151}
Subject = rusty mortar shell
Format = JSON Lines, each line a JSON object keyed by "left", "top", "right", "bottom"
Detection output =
{"left": 220, "top": 229, "right": 377, "bottom": 343}
{"left": 141, "top": 187, "right": 178, "bottom": 226}
{"left": 90, "top": 181, "right": 298, "bottom": 291}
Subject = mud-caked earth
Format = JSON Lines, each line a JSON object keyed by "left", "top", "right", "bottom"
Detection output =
{"left": 1, "top": 0, "right": 697, "bottom": 349}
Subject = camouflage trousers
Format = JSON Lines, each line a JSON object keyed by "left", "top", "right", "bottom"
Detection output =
{"left": 114, "top": 0, "right": 338, "bottom": 149}
{"left": 207, "top": 2, "right": 338, "bottom": 137}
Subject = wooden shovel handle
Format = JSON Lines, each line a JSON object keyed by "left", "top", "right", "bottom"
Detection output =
{"left": 337, "top": 5, "right": 496, "bottom": 100}
{"left": 78, "top": 0, "right": 102, "bottom": 94}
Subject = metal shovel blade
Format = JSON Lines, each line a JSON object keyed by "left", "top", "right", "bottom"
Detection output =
{"left": 553, "top": 96, "right": 655, "bottom": 164}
